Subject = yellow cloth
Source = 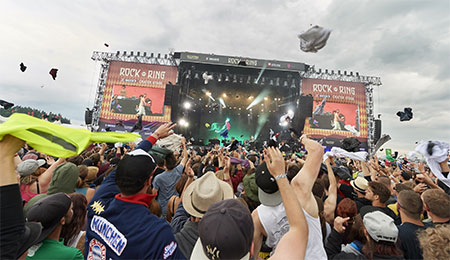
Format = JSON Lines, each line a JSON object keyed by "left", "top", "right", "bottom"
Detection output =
{"left": 0, "top": 113, "right": 139, "bottom": 158}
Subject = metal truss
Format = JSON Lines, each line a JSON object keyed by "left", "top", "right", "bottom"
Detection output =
{"left": 91, "top": 51, "right": 177, "bottom": 66}
{"left": 301, "top": 66, "right": 382, "bottom": 153}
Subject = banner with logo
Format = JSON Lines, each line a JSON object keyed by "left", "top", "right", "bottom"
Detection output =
{"left": 99, "top": 61, "right": 177, "bottom": 130}
{"left": 301, "top": 78, "right": 368, "bottom": 149}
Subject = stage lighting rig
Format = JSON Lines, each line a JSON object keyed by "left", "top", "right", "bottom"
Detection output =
{"left": 183, "top": 102, "right": 191, "bottom": 109}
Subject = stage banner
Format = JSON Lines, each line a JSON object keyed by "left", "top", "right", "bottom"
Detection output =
{"left": 301, "top": 78, "right": 368, "bottom": 148}
{"left": 99, "top": 61, "right": 177, "bottom": 130}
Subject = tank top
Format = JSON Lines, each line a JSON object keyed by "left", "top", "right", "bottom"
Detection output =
{"left": 20, "top": 183, "right": 39, "bottom": 203}
{"left": 303, "top": 208, "right": 327, "bottom": 260}
{"left": 257, "top": 203, "right": 289, "bottom": 249}
{"left": 257, "top": 203, "right": 327, "bottom": 260}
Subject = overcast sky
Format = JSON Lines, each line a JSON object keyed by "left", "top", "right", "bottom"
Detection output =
{"left": 1, "top": 0, "right": 449, "bottom": 152}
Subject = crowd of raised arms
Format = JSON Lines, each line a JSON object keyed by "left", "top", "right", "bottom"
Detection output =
{"left": 1, "top": 122, "right": 449, "bottom": 260}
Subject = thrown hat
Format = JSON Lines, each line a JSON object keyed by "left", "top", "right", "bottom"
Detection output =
{"left": 26, "top": 193, "right": 72, "bottom": 244}
{"left": 115, "top": 149, "right": 156, "bottom": 192}
{"left": 191, "top": 199, "right": 253, "bottom": 260}
{"left": 148, "top": 146, "right": 172, "bottom": 165}
{"left": 255, "top": 162, "right": 282, "bottom": 206}
{"left": 298, "top": 25, "right": 331, "bottom": 53}
{"left": 332, "top": 166, "right": 352, "bottom": 180}
{"left": 17, "top": 159, "right": 46, "bottom": 176}
{"left": 363, "top": 211, "right": 398, "bottom": 243}
{"left": 396, "top": 107, "right": 413, "bottom": 121}
{"left": 350, "top": 176, "right": 369, "bottom": 193}
{"left": 242, "top": 173, "right": 259, "bottom": 203}
{"left": 16, "top": 222, "right": 43, "bottom": 258}
{"left": 183, "top": 171, "right": 234, "bottom": 218}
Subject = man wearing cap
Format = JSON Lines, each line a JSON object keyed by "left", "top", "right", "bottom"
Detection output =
{"left": 191, "top": 147, "right": 310, "bottom": 260}
{"left": 25, "top": 193, "right": 83, "bottom": 259}
{"left": 0, "top": 135, "right": 43, "bottom": 259}
{"left": 326, "top": 211, "right": 403, "bottom": 259}
{"left": 174, "top": 170, "right": 234, "bottom": 259}
{"left": 252, "top": 135, "right": 327, "bottom": 259}
{"left": 85, "top": 123, "right": 185, "bottom": 259}
{"left": 350, "top": 176, "right": 371, "bottom": 212}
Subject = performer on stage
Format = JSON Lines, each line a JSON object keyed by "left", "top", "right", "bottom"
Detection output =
{"left": 136, "top": 94, "right": 146, "bottom": 116}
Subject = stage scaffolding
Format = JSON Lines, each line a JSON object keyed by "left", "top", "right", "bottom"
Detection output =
{"left": 301, "top": 66, "right": 382, "bottom": 153}
{"left": 89, "top": 51, "right": 176, "bottom": 130}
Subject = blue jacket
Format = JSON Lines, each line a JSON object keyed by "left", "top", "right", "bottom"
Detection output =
{"left": 85, "top": 137, "right": 185, "bottom": 259}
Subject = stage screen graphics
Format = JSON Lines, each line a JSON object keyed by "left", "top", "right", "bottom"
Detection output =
{"left": 301, "top": 78, "right": 368, "bottom": 148}
{"left": 99, "top": 61, "right": 177, "bottom": 129}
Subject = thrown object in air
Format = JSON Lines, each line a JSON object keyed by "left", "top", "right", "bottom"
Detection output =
{"left": 396, "top": 107, "right": 413, "bottom": 121}
{"left": 298, "top": 25, "right": 331, "bottom": 53}
{"left": 49, "top": 68, "right": 58, "bottom": 80}
{"left": 342, "top": 137, "right": 361, "bottom": 152}
{"left": 20, "top": 62, "right": 27, "bottom": 72}
{"left": 104, "top": 43, "right": 109, "bottom": 47}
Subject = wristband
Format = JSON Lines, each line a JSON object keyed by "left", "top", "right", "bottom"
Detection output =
{"left": 274, "top": 173, "right": 287, "bottom": 181}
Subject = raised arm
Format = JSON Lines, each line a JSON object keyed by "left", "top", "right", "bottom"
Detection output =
{"left": 323, "top": 157, "right": 337, "bottom": 224}
{"left": 292, "top": 135, "right": 324, "bottom": 217}
{"left": 0, "top": 135, "right": 27, "bottom": 259}
{"left": 180, "top": 137, "right": 188, "bottom": 167}
{"left": 265, "top": 147, "right": 308, "bottom": 260}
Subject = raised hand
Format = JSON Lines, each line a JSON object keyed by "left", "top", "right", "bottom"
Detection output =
{"left": 152, "top": 122, "right": 177, "bottom": 139}
{"left": 263, "top": 147, "right": 285, "bottom": 177}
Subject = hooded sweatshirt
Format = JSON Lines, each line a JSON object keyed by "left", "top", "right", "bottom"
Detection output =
{"left": 24, "top": 162, "right": 79, "bottom": 212}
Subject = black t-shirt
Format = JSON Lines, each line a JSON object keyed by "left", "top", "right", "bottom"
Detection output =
{"left": 397, "top": 222, "right": 426, "bottom": 260}
{"left": 360, "top": 205, "right": 401, "bottom": 225}
{"left": 355, "top": 197, "right": 372, "bottom": 213}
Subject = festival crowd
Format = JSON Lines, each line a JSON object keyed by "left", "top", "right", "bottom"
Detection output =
{"left": 1, "top": 122, "right": 450, "bottom": 260}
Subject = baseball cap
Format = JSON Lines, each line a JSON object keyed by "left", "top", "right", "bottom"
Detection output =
{"left": 26, "top": 192, "right": 72, "bottom": 244}
{"left": 191, "top": 199, "right": 253, "bottom": 260}
{"left": 17, "top": 159, "right": 46, "bottom": 176}
{"left": 255, "top": 162, "right": 281, "bottom": 206}
{"left": 350, "top": 176, "right": 369, "bottom": 193}
{"left": 16, "top": 222, "right": 43, "bottom": 258}
{"left": 363, "top": 211, "right": 398, "bottom": 243}
{"left": 115, "top": 149, "right": 156, "bottom": 192}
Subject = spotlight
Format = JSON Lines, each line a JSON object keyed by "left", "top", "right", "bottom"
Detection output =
{"left": 183, "top": 102, "right": 191, "bottom": 109}
{"left": 232, "top": 75, "right": 237, "bottom": 83}
{"left": 179, "top": 118, "right": 189, "bottom": 127}
{"left": 222, "top": 93, "right": 227, "bottom": 98}
{"left": 225, "top": 75, "right": 230, "bottom": 82}
{"left": 194, "top": 73, "right": 200, "bottom": 79}
{"left": 280, "top": 121, "right": 288, "bottom": 127}
{"left": 264, "top": 97, "right": 268, "bottom": 101}
{"left": 206, "top": 91, "right": 211, "bottom": 97}
{"left": 247, "top": 76, "right": 251, "bottom": 84}
{"left": 283, "top": 81, "right": 288, "bottom": 87}
{"left": 248, "top": 96, "right": 254, "bottom": 99}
